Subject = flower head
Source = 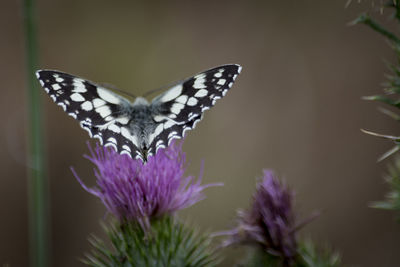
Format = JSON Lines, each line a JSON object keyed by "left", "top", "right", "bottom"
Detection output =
{"left": 221, "top": 170, "right": 298, "bottom": 261}
{"left": 72, "top": 141, "right": 218, "bottom": 229}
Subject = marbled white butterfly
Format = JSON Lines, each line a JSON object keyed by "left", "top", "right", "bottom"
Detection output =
{"left": 36, "top": 64, "right": 242, "bottom": 162}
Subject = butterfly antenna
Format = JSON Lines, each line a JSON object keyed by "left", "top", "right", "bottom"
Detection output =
{"left": 100, "top": 83, "right": 137, "bottom": 99}
{"left": 142, "top": 67, "right": 213, "bottom": 98}
{"left": 142, "top": 78, "right": 185, "bottom": 98}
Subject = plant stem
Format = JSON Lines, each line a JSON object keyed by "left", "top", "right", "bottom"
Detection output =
{"left": 22, "top": 0, "right": 50, "bottom": 266}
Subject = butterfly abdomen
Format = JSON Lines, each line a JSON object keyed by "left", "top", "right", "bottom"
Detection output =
{"left": 128, "top": 99, "right": 157, "bottom": 150}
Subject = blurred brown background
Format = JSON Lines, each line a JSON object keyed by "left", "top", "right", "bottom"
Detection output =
{"left": 2, "top": 0, "right": 400, "bottom": 266}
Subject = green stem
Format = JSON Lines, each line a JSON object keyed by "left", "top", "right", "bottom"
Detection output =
{"left": 350, "top": 13, "right": 400, "bottom": 44}
{"left": 22, "top": 0, "right": 50, "bottom": 266}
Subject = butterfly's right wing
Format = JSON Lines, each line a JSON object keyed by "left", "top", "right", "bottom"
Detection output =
{"left": 36, "top": 70, "right": 142, "bottom": 159}
{"left": 147, "top": 64, "right": 242, "bottom": 156}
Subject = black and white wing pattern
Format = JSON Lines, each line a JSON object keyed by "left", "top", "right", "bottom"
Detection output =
{"left": 36, "top": 70, "right": 142, "bottom": 158}
{"left": 36, "top": 64, "right": 242, "bottom": 162}
{"left": 146, "top": 64, "right": 242, "bottom": 157}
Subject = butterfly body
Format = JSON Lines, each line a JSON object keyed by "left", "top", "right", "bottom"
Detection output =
{"left": 36, "top": 64, "right": 242, "bottom": 161}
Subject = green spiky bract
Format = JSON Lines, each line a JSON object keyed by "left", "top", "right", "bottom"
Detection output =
{"left": 240, "top": 246, "right": 289, "bottom": 267}
{"left": 239, "top": 242, "right": 341, "bottom": 267}
{"left": 370, "top": 157, "right": 400, "bottom": 218}
{"left": 297, "top": 241, "right": 341, "bottom": 267}
{"left": 84, "top": 217, "right": 218, "bottom": 267}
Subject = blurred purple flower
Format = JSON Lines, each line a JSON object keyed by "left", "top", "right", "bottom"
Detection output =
{"left": 72, "top": 141, "right": 220, "bottom": 229}
{"left": 220, "top": 170, "right": 298, "bottom": 261}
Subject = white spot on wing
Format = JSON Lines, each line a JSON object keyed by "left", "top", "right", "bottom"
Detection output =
{"left": 97, "top": 87, "right": 121, "bottom": 104}
{"left": 104, "top": 142, "right": 117, "bottom": 151}
{"left": 194, "top": 89, "right": 208, "bottom": 98}
{"left": 81, "top": 101, "right": 93, "bottom": 111}
{"left": 187, "top": 97, "right": 198, "bottom": 106}
{"left": 217, "top": 79, "right": 226, "bottom": 85}
{"left": 163, "top": 120, "right": 175, "bottom": 129}
{"left": 168, "top": 135, "right": 180, "bottom": 145}
{"left": 121, "top": 150, "right": 132, "bottom": 158}
{"left": 93, "top": 135, "right": 103, "bottom": 145}
{"left": 95, "top": 105, "right": 112, "bottom": 118}
{"left": 161, "top": 84, "right": 183, "bottom": 102}
{"left": 153, "top": 115, "right": 165, "bottom": 122}
{"left": 182, "top": 126, "right": 192, "bottom": 137}
{"left": 175, "top": 95, "right": 188, "bottom": 104}
{"left": 120, "top": 127, "right": 131, "bottom": 140}
{"left": 188, "top": 112, "right": 197, "bottom": 121}
{"left": 115, "top": 117, "right": 129, "bottom": 124}
{"left": 107, "top": 137, "right": 117, "bottom": 144}
{"left": 212, "top": 96, "right": 221, "bottom": 105}
{"left": 70, "top": 93, "right": 85, "bottom": 102}
{"left": 201, "top": 106, "right": 210, "bottom": 112}
{"left": 171, "top": 103, "right": 185, "bottom": 114}
{"left": 148, "top": 133, "right": 156, "bottom": 145}
{"left": 156, "top": 139, "right": 165, "bottom": 149}
{"left": 131, "top": 135, "right": 139, "bottom": 147}
{"left": 80, "top": 123, "right": 92, "bottom": 136}
{"left": 192, "top": 118, "right": 202, "bottom": 128}
{"left": 168, "top": 131, "right": 178, "bottom": 139}
{"left": 93, "top": 98, "right": 106, "bottom": 108}
{"left": 55, "top": 77, "right": 64, "bottom": 83}
{"left": 52, "top": 84, "right": 61, "bottom": 90}
{"left": 154, "top": 124, "right": 163, "bottom": 135}
{"left": 57, "top": 102, "right": 66, "bottom": 111}
{"left": 193, "top": 75, "right": 206, "bottom": 89}
{"left": 122, "top": 145, "right": 131, "bottom": 152}
{"left": 72, "top": 80, "right": 87, "bottom": 93}
{"left": 108, "top": 124, "right": 121, "bottom": 133}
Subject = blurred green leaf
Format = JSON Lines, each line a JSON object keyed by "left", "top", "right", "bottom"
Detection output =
{"left": 362, "top": 95, "right": 400, "bottom": 108}
{"left": 370, "top": 156, "right": 400, "bottom": 218}
{"left": 378, "top": 107, "right": 400, "bottom": 121}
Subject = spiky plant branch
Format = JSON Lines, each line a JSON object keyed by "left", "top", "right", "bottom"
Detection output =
{"left": 352, "top": 0, "right": 400, "bottom": 216}
{"left": 351, "top": 1, "right": 400, "bottom": 160}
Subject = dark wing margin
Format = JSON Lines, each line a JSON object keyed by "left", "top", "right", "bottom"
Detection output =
{"left": 147, "top": 64, "right": 242, "bottom": 157}
{"left": 36, "top": 70, "right": 142, "bottom": 160}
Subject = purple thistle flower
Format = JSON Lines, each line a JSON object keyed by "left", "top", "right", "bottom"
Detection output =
{"left": 72, "top": 141, "right": 220, "bottom": 229}
{"left": 220, "top": 170, "right": 298, "bottom": 261}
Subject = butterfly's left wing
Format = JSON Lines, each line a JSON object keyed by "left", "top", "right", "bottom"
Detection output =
{"left": 147, "top": 64, "right": 242, "bottom": 157}
{"left": 36, "top": 70, "right": 144, "bottom": 159}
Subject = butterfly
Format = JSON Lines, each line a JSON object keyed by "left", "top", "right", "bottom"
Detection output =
{"left": 36, "top": 64, "right": 242, "bottom": 162}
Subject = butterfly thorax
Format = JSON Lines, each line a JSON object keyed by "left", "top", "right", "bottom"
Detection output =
{"left": 128, "top": 97, "right": 156, "bottom": 150}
